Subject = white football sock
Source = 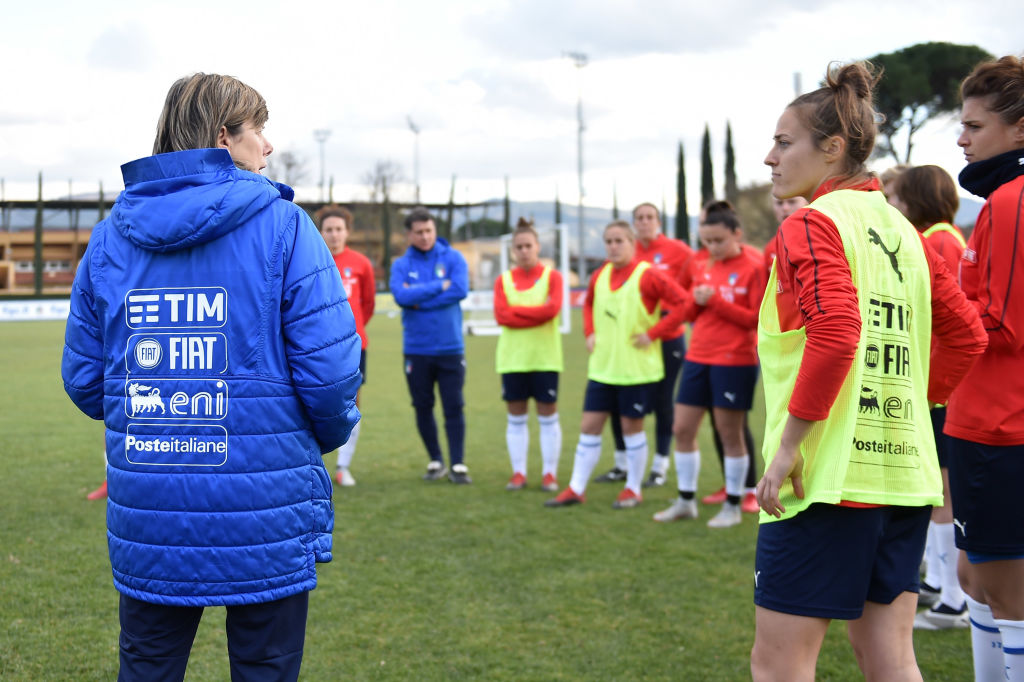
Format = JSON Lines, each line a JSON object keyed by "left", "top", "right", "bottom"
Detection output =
{"left": 924, "top": 521, "right": 940, "bottom": 588}
{"left": 967, "top": 595, "right": 1005, "bottom": 681}
{"left": 724, "top": 455, "right": 749, "bottom": 498}
{"left": 336, "top": 420, "right": 360, "bottom": 469}
{"left": 996, "top": 617, "right": 1024, "bottom": 682}
{"left": 674, "top": 450, "right": 700, "bottom": 494}
{"left": 934, "top": 522, "right": 965, "bottom": 610}
{"left": 538, "top": 413, "right": 561, "bottom": 477}
{"left": 613, "top": 448, "right": 627, "bottom": 471}
{"left": 568, "top": 434, "right": 602, "bottom": 496}
{"left": 506, "top": 413, "right": 529, "bottom": 476}
{"left": 650, "top": 453, "right": 670, "bottom": 476}
{"left": 623, "top": 432, "right": 648, "bottom": 495}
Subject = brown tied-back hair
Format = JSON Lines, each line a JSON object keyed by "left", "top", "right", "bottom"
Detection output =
{"left": 701, "top": 199, "right": 741, "bottom": 232}
{"left": 513, "top": 217, "right": 538, "bottom": 241}
{"left": 789, "top": 62, "right": 882, "bottom": 180}
{"left": 961, "top": 55, "right": 1024, "bottom": 127}
{"left": 893, "top": 165, "right": 959, "bottom": 230}
{"left": 153, "top": 73, "right": 268, "bottom": 155}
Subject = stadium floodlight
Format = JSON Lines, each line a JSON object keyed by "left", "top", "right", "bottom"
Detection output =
{"left": 563, "top": 51, "right": 588, "bottom": 286}
{"left": 407, "top": 116, "right": 421, "bottom": 204}
{"left": 313, "top": 129, "right": 331, "bottom": 202}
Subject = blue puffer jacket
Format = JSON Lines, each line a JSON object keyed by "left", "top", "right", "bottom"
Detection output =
{"left": 389, "top": 238, "right": 468, "bottom": 355}
{"left": 61, "top": 149, "right": 362, "bottom": 607}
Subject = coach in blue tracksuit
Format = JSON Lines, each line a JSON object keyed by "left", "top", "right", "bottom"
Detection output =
{"left": 61, "top": 73, "right": 361, "bottom": 682}
{"left": 390, "top": 207, "right": 472, "bottom": 484}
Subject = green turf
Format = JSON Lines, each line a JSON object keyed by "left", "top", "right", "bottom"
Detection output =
{"left": 0, "top": 315, "right": 971, "bottom": 680}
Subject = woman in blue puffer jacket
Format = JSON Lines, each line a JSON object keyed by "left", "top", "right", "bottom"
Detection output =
{"left": 61, "top": 73, "right": 362, "bottom": 682}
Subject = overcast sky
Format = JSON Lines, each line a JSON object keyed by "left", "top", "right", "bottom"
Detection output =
{"left": 1, "top": 0, "right": 1021, "bottom": 212}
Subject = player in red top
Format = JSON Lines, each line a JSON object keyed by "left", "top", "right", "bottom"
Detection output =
{"left": 944, "top": 56, "right": 1024, "bottom": 681}
{"left": 319, "top": 205, "right": 376, "bottom": 487}
{"left": 686, "top": 201, "right": 766, "bottom": 514}
{"left": 653, "top": 201, "right": 766, "bottom": 529}
{"left": 594, "top": 203, "right": 694, "bottom": 487}
{"left": 546, "top": 221, "right": 691, "bottom": 509}
{"left": 493, "top": 219, "right": 564, "bottom": 492}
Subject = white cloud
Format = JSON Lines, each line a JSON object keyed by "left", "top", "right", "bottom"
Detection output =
{"left": 2, "top": 0, "right": 1023, "bottom": 213}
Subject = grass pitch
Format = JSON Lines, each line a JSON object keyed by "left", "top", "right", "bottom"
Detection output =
{"left": 0, "top": 314, "right": 971, "bottom": 680}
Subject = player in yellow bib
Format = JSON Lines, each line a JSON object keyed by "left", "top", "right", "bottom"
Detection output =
{"left": 750, "top": 62, "right": 986, "bottom": 681}
{"left": 494, "top": 219, "right": 564, "bottom": 492}
{"left": 545, "top": 221, "right": 691, "bottom": 509}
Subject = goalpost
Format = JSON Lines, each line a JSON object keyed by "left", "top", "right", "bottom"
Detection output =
{"left": 461, "top": 223, "right": 572, "bottom": 337}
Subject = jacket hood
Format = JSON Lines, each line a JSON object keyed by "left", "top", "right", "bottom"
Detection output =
{"left": 111, "top": 149, "right": 295, "bottom": 253}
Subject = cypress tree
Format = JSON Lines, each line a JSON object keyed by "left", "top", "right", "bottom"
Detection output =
{"left": 554, "top": 188, "right": 562, "bottom": 225}
{"left": 612, "top": 183, "right": 619, "bottom": 220}
{"left": 445, "top": 174, "right": 456, "bottom": 241}
{"left": 724, "top": 121, "right": 738, "bottom": 205}
{"left": 503, "top": 175, "right": 511, "bottom": 231}
{"left": 675, "top": 141, "right": 688, "bottom": 243}
{"left": 701, "top": 124, "right": 714, "bottom": 206}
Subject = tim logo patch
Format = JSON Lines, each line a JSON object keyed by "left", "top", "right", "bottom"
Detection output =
{"left": 125, "top": 287, "right": 226, "bottom": 329}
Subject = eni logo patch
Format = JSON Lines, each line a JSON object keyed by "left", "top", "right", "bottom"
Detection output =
{"left": 125, "top": 379, "right": 228, "bottom": 420}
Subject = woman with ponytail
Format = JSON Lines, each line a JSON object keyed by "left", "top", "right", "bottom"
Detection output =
{"left": 750, "top": 62, "right": 986, "bottom": 680}
{"left": 945, "top": 55, "right": 1024, "bottom": 682}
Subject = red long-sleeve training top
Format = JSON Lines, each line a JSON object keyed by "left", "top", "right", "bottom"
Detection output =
{"left": 635, "top": 234, "right": 694, "bottom": 341}
{"left": 582, "top": 260, "right": 691, "bottom": 340}
{"left": 492, "top": 264, "right": 564, "bottom": 328}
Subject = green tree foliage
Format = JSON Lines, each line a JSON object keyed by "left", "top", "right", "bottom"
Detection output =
{"left": 724, "top": 122, "right": 738, "bottom": 205}
{"left": 701, "top": 124, "right": 714, "bottom": 206}
{"left": 612, "top": 183, "right": 619, "bottom": 220}
{"left": 733, "top": 182, "right": 776, "bottom": 250}
{"left": 455, "top": 217, "right": 507, "bottom": 240}
{"left": 554, "top": 189, "right": 562, "bottom": 225}
{"left": 870, "top": 41, "right": 993, "bottom": 164}
{"left": 675, "top": 141, "right": 688, "bottom": 243}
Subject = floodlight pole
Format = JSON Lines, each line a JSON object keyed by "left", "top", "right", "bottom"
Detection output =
{"left": 407, "top": 116, "right": 421, "bottom": 204}
{"left": 313, "top": 129, "right": 331, "bottom": 203}
{"left": 565, "top": 51, "right": 588, "bottom": 286}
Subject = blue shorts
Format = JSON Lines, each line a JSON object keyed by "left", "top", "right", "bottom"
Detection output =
{"left": 754, "top": 503, "right": 930, "bottom": 620}
{"left": 359, "top": 350, "right": 367, "bottom": 386}
{"left": 501, "top": 371, "right": 559, "bottom": 403}
{"left": 583, "top": 380, "right": 654, "bottom": 419}
{"left": 930, "top": 406, "right": 948, "bottom": 468}
{"left": 949, "top": 437, "right": 1024, "bottom": 557}
{"left": 676, "top": 361, "right": 759, "bottom": 410}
